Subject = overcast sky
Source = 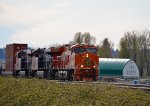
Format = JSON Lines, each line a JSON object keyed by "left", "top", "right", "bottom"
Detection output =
{"left": 0, "top": 0, "right": 150, "bottom": 49}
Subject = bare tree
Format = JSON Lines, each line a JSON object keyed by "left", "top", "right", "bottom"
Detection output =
{"left": 72, "top": 32, "right": 96, "bottom": 45}
{"left": 123, "top": 31, "right": 139, "bottom": 63}
{"left": 119, "top": 37, "right": 130, "bottom": 58}
{"left": 119, "top": 30, "right": 150, "bottom": 76}
{"left": 140, "top": 30, "right": 150, "bottom": 74}
{"left": 82, "top": 32, "right": 96, "bottom": 45}
{"left": 98, "top": 38, "right": 114, "bottom": 58}
{"left": 73, "top": 32, "right": 83, "bottom": 44}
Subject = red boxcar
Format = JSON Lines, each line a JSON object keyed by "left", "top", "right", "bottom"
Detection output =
{"left": 6, "top": 43, "right": 27, "bottom": 72}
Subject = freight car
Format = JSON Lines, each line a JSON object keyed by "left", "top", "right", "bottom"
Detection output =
{"left": 6, "top": 43, "right": 27, "bottom": 72}
{"left": 49, "top": 44, "right": 99, "bottom": 81}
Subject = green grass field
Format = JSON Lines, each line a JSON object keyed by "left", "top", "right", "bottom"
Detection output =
{"left": 0, "top": 77, "right": 150, "bottom": 106}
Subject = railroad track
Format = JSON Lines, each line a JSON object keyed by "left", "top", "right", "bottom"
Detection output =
{"left": 53, "top": 80, "right": 150, "bottom": 93}
{"left": 1, "top": 71, "right": 150, "bottom": 92}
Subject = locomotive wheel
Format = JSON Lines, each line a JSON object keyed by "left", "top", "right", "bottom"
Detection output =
{"left": 25, "top": 70, "right": 29, "bottom": 77}
{"left": 79, "top": 75, "right": 83, "bottom": 81}
{"left": 30, "top": 71, "right": 37, "bottom": 77}
{"left": 12, "top": 71, "right": 15, "bottom": 76}
{"left": 49, "top": 70, "right": 53, "bottom": 79}
{"left": 92, "top": 75, "right": 96, "bottom": 81}
{"left": 30, "top": 71, "right": 33, "bottom": 77}
{"left": 67, "top": 70, "right": 74, "bottom": 81}
{"left": 69, "top": 74, "right": 74, "bottom": 81}
{"left": 71, "top": 74, "right": 74, "bottom": 81}
{"left": 44, "top": 70, "right": 48, "bottom": 78}
{"left": 13, "top": 70, "right": 20, "bottom": 77}
{"left": 52, "top": 71, "right": 55, "bottom": 80}
{"left": 92, "top": 69, "right": 97, "bottom": 81}
{"left": 67, "top": 70, "right": 71, "bottom": 81}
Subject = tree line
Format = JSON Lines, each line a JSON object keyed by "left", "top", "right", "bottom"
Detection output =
{"left": 71, "top": 30, "right": 150, "bottom": 77}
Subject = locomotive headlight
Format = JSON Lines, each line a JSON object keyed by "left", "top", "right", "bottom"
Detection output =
{"left": 81, "top": 65, "right": 83, "bottom": 68}
{"left": 86, "top": 54, "right": 89, "bottom": 57}
{"left": 93, "top": 65, "right": 96, "bottom": 68}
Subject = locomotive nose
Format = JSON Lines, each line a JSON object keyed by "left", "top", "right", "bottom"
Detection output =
{"left": 85, "top": 57, "right": 91, "bottom": 66}
{"left": 79, "top": 53, "right": 98, "bottom": 69}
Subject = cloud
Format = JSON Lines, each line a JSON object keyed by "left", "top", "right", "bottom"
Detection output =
{"left": 1, "top": 0, "right": 150, "bottom": 49}
{"left": 57, "top": 3, "right": 70, "bottom": 7}
{"left": 9, "top": 22, "right": 74, "bottom": 48}
{"left": 0, "top": 1, "right": 63, "bottom": 27}
{"left": 0, "top": 0, "right": 73, "bottom": 48}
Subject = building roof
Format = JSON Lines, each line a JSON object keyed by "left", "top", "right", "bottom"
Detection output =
{"left": 99, "top": 58, "right": 130, "bottom": 76}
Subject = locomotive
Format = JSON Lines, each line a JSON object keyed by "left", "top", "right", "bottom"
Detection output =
{"left": 30, "top": 48, "right": 51, "bottom": 78}
{"left": 14, "top": 50, "right": 31, "bottom": 76}
{"left": 14, "top": 48, "right": 51, "bottom": 78}
{"left": 14, "top": 43, "right": 99, "bottom": 81}
{"left": 49, "top": 44, "right": 99, "bottom": 81}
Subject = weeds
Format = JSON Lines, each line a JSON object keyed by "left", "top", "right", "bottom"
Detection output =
{"left": 0, "top": 77, "right": 149, "bottom": 106}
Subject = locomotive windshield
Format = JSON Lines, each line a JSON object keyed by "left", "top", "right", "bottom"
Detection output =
{"left": 86, "top": 48, "right": 97, "bottom": 54}
{"left": 74, "top": 47, "right": 97, "bottom": 54}
{"left": 74, "top": 48, "right": 85, "bottom": 54}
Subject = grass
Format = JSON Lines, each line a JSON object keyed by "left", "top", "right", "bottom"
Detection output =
{"left": 0, "top": 77, "right": 150, "bottom": 106}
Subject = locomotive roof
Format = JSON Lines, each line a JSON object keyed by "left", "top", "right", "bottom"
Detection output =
{"left": 50, "top": 43, "right": 95, "bottom": 48}
{"left": 31, "top": 48, "right": 46, "bottom": 53}
{"left": 29, "top": 48, "right": 49, "bottom": 56}
{"left": 16, "top": 50, "right": 31, "bottom": 56}
{"left": 70, "top": 43, "right": 96, "bottom": 49}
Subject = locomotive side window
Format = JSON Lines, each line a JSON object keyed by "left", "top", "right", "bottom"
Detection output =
{"left": 86, "top": 48, "right": 97, "bottom": 54}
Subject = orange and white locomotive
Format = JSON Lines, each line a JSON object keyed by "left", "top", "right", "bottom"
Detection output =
{"left": 49, "top": 44, "right": 99, "bottom": 81}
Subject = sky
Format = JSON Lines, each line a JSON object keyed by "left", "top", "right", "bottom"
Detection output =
{"left": 0, "top": 0, "right": 150, "bottom": 49}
